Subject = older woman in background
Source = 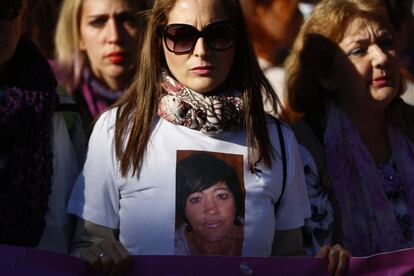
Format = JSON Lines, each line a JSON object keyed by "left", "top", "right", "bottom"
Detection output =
{"left": 285, "top": 0, "right": 414, "bottom": 256}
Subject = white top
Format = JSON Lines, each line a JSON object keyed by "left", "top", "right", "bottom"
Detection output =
{"left": 37, "top": 113, "right": 80, "bottom": 253}
{"left": 68, "top": 109, "right": 310, "bottom": 256}
{"left": 401, "top": 79, "right": 414, "bottom": 106}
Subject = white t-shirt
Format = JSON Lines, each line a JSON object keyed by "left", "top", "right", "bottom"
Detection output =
{"left": 68, "top": 109, "right": 310, "bottom": 256}
{"left": 38, "top": 113, "right": 80, "bottom": 253}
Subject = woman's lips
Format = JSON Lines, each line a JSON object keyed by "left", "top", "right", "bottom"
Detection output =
{"left": 106, "top": 52, "right": 126, "bottom": 64}
{"left": 372, "top": 76, "right": 392, "bottom": 88}
{"left": 191, "top": 66, "right": 214, "bottom": 76}
{"left": 203, "top": 220, "right": 223, "bottom": 229}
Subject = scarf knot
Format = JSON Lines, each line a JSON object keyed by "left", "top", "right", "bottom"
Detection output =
{"left": 157, "top": 72, "right": 243, "bottom": 135}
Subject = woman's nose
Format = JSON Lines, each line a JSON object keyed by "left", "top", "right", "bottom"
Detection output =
{"left": 371, "top": 44, "right": 389, "bottom": 68}
{"left": 106, "top": 19, "right": 121, "bottom": 43}
{"left": 204, "top": 197, "right": 218, "bottom": 214}
{"left": 192, "top": 37, "right": 208, "bottom": 58}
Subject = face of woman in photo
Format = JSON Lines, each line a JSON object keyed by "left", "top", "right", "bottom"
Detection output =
{"left": 185, "top": 181, "right": 236, "bottom": 242}
{"left": 330, "top": 17, "right": 401, "bottom": 112}
{"left": 79, "top": 0, "right": 141, "bottom": 85}
{"left": 0, "top": 14, "right": 23, "bottom": 66}
{"left": 163, "top": 0, "right": 235, "bottom": 94}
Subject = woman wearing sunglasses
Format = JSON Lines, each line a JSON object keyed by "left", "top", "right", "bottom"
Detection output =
{"left": 68, "top": 0, "right": 349, "bottom": 274}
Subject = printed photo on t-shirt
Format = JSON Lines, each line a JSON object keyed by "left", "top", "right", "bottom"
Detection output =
{"left": 175, "top": 150, "right": 245, "bottom": 256}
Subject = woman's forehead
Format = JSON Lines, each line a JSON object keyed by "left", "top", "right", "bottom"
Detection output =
{"left": 339, "top": 17, "right": 392, "bottom": 45}
{"left": 167, "top": 0, "right": 229, "bottom": 26}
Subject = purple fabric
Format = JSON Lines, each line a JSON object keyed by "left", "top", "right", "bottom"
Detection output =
{"left": 325, "top": 103, "right": 414, "bottom": 256}
{"left": 80, "top": 67, "right": 123, "bottom": 119}
{"left": 0, "top": 39, "right": 57, "bottom": 246}
{"left": 2, "top": 245, "right": 414, "bottom": 275}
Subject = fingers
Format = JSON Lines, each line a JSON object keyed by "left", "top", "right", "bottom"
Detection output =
{"left": 79, "top": 240, "right": 131, "bottom": 275}
{"left": 327, "top": 245, "right": 339, "bottom": 274}
{"left": 315, "top": 245, "right": 330, "bottom": 258}
{"left": 332, "top": 244, "right": 351, "bottom": 276}
{"left": 80, "top": 247, "right": 102, "bottom": 271}
{"left": 316, "top": 244, "right": 351, "bottom": 276}
{"left": 113, "top": 242, "right": 132, "bottom": 275}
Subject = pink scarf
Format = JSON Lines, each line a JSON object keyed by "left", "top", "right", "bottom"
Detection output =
{"left": 80, "top": 67, "right": 124, "bottom": 119}
{"left": 157, "top": 72, "right": 244, "bottom": 135}
{"left": 325, "top": 103, "right": 414, "bottom": 256}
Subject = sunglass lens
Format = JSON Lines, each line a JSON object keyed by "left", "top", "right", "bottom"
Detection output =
{"left": 205, "top": 23, "right": 235, "bottom": 50}
{"left": 165, "top": 26, "right": 198, "bottom": 53}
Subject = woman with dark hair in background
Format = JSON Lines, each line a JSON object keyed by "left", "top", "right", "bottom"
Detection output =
{"left": 240, "top": 0, "right": 304, "bottom": 116}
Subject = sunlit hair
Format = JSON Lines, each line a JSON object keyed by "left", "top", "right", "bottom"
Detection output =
{"left": 114, "top": 0, "right": 280, "bottom": 177}
{"left": 54, "top": 0, "right": 84, "bottom": 92}
{"left": 283, "top": 0, "right": 404, "bottom": 123}
{"left": 54, "top": 0, "right": 148, "bottom": 92}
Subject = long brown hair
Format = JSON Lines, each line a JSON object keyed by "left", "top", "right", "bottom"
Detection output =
{"left": 114, "top": 0, "right": 280, "bottom": 177}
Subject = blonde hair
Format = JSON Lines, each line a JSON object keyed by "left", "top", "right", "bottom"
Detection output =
{"left": 54, "top": 0, "right": 150, "bottom": 92}
{"left": 54, "top": 0, "right": 84, "bottom": 92}
{"left": 283, "top": 0, "right": 397, "bottom": 123}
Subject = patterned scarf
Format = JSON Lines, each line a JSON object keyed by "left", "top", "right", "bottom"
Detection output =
{"left": 0, "top": 39, "right": 57, "bottom": 246}
{"left": 157, "top": 72, "right": 244, "bottom": 135}
{"left": 80, "top": 67, "right": 124, "bottom": 119}
{"left": 325, "top": 103, "right": 414, "bottom": 256}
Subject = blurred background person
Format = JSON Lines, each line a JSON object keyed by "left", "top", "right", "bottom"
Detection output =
{"left": 23, "top": 0, "right": 63, "bottom": 59}
{"left": 284, "top": 0, "right": 414, "bottom": 256}
{"left": 240, "top": 0, "right": 304, "bottom": 116}
{"left": 0, "top": 0, "right": 79, "bottom": 253}
{"left": 384, "top": 0, "right": 414, "bottom": 106}
{"left": 54, "top": 0, "right": 150, "bottom": 136}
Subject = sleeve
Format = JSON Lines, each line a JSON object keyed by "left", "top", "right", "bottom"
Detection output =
{"left": 67, "top": 110, "right": 121, "bottom": 229}
{"left": 274, "top": 124, "right": 311, "bottom": 230}
{"left": 37, "top": 113, "right": 79, "bottom": 254}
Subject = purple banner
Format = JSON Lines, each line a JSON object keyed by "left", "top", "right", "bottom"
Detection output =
{"left": 1, "top": 245, "right": 414, "bottom": 275}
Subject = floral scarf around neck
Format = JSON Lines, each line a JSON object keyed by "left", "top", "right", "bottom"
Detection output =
{"left": 157, "top": 72, "right": 244, "bottom": 135}
{"left": 325, "top": 102, "right": 414, "bottom": 256}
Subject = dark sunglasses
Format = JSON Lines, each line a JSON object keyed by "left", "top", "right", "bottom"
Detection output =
{"left": 159, "top": 21, "right": 236, "bottom": 54}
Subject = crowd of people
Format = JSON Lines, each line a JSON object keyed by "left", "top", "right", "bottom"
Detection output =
{"left": 1, "top": 0, "right": 414, "bottom": 275}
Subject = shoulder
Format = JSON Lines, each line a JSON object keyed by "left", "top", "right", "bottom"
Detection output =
{"left": 265, "top": 115, "right": 297, "bottom": 147}
{"left": 94, "top": 108, "right": 119, "bottom": 133}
